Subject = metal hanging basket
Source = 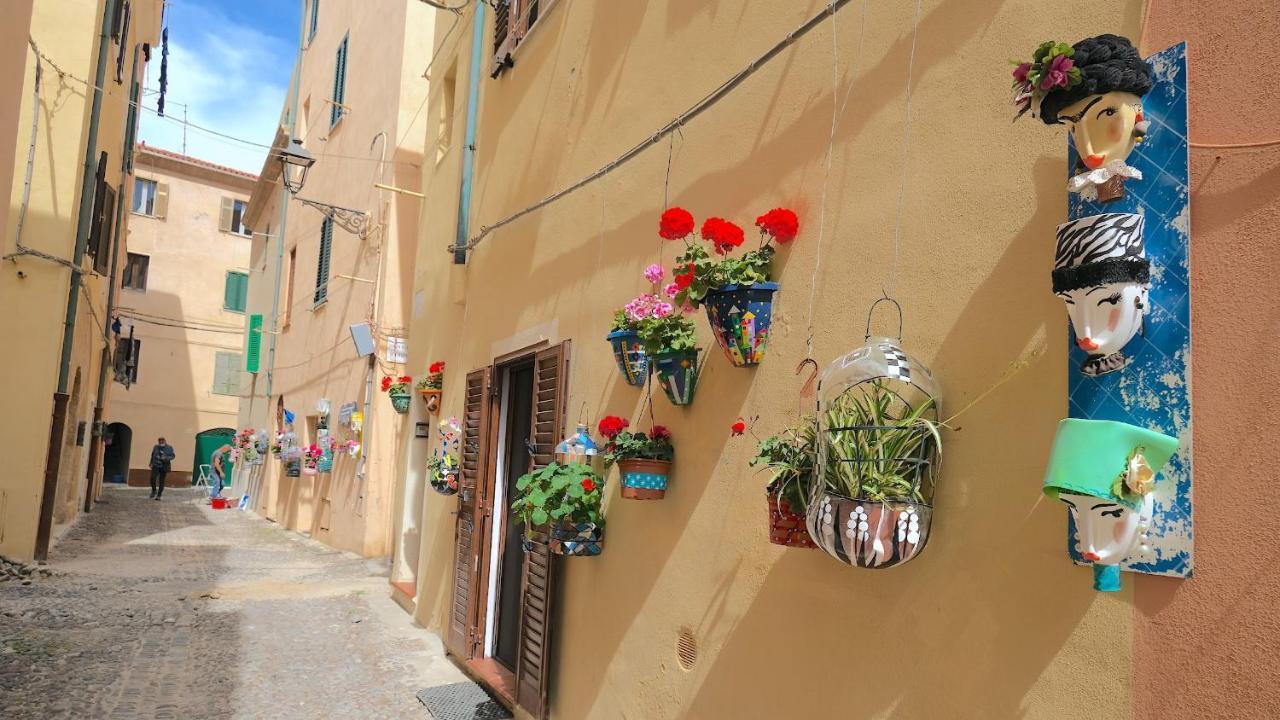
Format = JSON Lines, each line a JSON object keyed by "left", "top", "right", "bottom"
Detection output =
{"left": 809, "top": 299, "right": 942, "bottom": 569}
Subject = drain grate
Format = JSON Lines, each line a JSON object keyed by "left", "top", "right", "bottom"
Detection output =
{"left": 676, "top": 628, "right": 698, "bottom": 671}
{"left": 416, "top": 682, "right": 512, "bottom": 720}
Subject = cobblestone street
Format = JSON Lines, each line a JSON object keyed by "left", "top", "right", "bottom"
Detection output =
{"left": 0, "top": 487, "right": 464, "bottom": 719}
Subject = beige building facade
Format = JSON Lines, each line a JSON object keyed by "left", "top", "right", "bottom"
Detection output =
{"left": 237, "top": 0, "right": 434, "bottom": 558}
{"left": 394, "top": 1, "right": 1280, "bottom": 719}
{"left": 105, "top": 143, "right": 254, "bottom": 487}
{"left": 0, "top": 0, "right": 161, "bottom": 560}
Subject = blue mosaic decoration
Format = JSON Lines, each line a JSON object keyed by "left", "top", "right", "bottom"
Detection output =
{"left": 703, "top": 283, "right": 777, "bottom": 366}
{"left": 549, "top": 522, "right": 604, "bottom": 557}
{"left": 621, "top": 470, "right": 669, "bottom": 492}
{"left": 1065, "top": 43, "right": 1193, "bottom": 578}
{"left": 653, "top": 349, "right": 700, "bottom": 406}
{"left": 607, "top": 330, "right": 650, "bottom": 387}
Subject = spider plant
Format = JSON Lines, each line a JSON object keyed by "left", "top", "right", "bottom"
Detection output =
{"left": 822, "top": 380, "right": 942, "bottom": 503}
{"left": 750, "top": 419, "right": 816, "bottom": 513}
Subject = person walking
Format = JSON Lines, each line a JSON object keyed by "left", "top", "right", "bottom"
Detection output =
{"left": 149, "top": 437, "right": 176, "bottom": 500}
{"left": 209, "top": 443, "right": 232, "bottom": 500}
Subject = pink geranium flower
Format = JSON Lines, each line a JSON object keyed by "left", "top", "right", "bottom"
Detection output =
{"left": 644, "top": 264, "right": 664, "bottom": 283}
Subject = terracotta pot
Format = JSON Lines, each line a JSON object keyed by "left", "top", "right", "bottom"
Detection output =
{"left": 767, "top": 492, "right": 817, "bottom": 549}
{"left": 618, "top": 458, "right": 671, "bottom": 500}
{"left": 419, "top": 388, "right": 441, "bottom": 412}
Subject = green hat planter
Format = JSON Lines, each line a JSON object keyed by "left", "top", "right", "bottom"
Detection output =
{"left": 1042, "top": 418, "right": 1178, "bottom": 592}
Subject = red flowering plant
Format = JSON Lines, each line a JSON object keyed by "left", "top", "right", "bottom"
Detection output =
{"left": 660, "top": 206, "right": 801, "bottom": 308}
{"left": 381, "top": 375, "right": 413, "bottom": 394}
{"left": 416, "top": 362, "right": 445, "bottom": 391}
{"left": 597, "top": 416, "right": 675, "bottom": 467}
{"left": 511, "top": 460, "right": 605, "bottom": 531}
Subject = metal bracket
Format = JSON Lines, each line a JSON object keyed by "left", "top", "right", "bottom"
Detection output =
{"left": 295, "top": 196, "right": 373, "bottom": 240}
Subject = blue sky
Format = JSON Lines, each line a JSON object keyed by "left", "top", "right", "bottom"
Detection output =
{"left": 137, "top": 0, "right": 300, "bottom": 173}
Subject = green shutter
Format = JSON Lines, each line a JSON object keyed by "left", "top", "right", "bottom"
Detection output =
{"left": 331, "top": 34, "right": 348, "bottom": 127}
{"left": 309, "top": 0, "right": 319, "bottom": 41}
{"left": 246, "top": 314, "right": 263, "bottom": 373}
{"left": 314, "top": 219, "right": 332, "bottom": 304}
{"left": 224, "top": 271, "right": 248, "bottom": 312}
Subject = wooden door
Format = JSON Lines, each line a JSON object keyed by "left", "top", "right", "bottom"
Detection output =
{"left": 448, "top": 367, "right": 495, "bottom": 658}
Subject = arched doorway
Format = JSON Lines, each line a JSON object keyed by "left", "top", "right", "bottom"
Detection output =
{"left": 193, "top": 428, "right": 236, "bottom": 486}
{"left": 103, "top": 422, "right": 132, "bottom": 484}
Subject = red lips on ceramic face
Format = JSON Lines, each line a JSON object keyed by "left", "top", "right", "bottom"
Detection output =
{"left": 1084, "top": 154, "right": 1106, "bottom": 169}
{"left": 1082, "top": 551, "right": 1101, "bottom": 562}
{"left": 1077, "top": 337, "right": 1100, "bottom": 352}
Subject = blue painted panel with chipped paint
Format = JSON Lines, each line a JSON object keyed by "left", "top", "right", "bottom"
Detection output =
{"left": 1065, "top": 43, "right": 1193, "bottom": 578}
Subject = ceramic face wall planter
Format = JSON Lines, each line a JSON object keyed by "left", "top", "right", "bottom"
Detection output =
{"left": 1053, "top": 213, "right": 1150, "bottom": 375}
{"left": 1012, "top": 35, "right": 1153, "bottom": 202}
{"left": 1042, "top": 419, "right": 1178, "bottom": 592}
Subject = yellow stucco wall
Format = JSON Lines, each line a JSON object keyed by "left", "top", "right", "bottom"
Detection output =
{"left": 238, "top": 0, "right": 434, "bottom": 558}
{"left": 404, "top": 1, "right": 1145, "bottom": 718}
{"left": 107, "top": 148, "right": 254, "bottom": 480}
{"left": 0, "top": 0, "right": 160, "bottom": 559}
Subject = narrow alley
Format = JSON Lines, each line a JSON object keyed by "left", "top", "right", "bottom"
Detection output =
{"left": 0, "top": 488, "right": 464, "bottom": 719}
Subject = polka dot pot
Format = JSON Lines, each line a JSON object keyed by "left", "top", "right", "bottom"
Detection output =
{"left": 618, "top": 458, "right": 671, "bottom": 500}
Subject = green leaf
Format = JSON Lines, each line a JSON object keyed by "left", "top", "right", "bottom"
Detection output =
{"left": 532, "top": 508, "right": 549, "bottom": 526}
{"left": 567, "top": 482, "right": 584, "bottom": 498}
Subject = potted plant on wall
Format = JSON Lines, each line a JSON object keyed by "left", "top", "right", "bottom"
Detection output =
{"left": 427, "top": 416, "right": 462, "bottom": 496}
{"left": 628, "top": 290, "right": 700, "bottom": 406}
{"left": 381, "top": 375, "right": 412, "bottom": 414}
{"left": 511, "top": 461, "right": 606, "bottom": 557}
{"left": 599, "top": 416, "right": 675, "bottom": 500}
{"left": 606, "top": 267, "right": 665, "bottom": 388}
{"left": 417, "top": 362, "right": 445, "bottom": 411}
{"left": 750, "top": 420, "right": 819, "bottom": 549}
{"left": 301, "top": 444, "right": 322, "bottom": 476}
{"left": 662, "top": 207, "right": 799, "bottom": 367}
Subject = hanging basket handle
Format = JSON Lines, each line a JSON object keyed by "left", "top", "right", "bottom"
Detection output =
{"left": 864, "top": 295, "right": 904, "bottom": 340}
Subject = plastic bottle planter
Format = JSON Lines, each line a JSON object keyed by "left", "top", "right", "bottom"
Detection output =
{"left": 767, "top": 492, "right": 817, "bottom": 549}
{"left": 704, "top": 282, "right": 777, "bottom": 366}
{"left": 618, "top": 458, "right": 671, "bottom": 500}
{"left": 431, "top": 467, "right": 460, "bottom": 496}
{"left": 548, "top": 523, "right": 605, "bottom": 557}
{"left": 285, "top": 460, "right": 301, "bottom": 477}
{"left": 316, "top": 451, "right": 333, "bottom": 473}
{"left": 653, "top": 349, "right": 700, "bottom": 406}
{"left": 606, "top": 330, "right": 650, "bottom": 387}
{"left": 389, "top": 391, "right": 411, "bottom": 414}
{"left": 419, "top": 389, "right": 442, "bottom": 413}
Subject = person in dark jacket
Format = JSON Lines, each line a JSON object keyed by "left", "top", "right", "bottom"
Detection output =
{"left": 149, "top": 437, "right": 176, "bottom": 500}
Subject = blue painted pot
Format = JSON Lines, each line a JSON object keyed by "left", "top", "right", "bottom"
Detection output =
{"left": 703, "top": 282, "right": 778, "bottom": 366}
{"left": 653, "top": 349, "right": 699, "bottom": 406}
{"left": 618, "top": 458, "right": 671, "bottom": 500}
{"left": 606, "top": 329, "right": 649, "bottom": 387}
{"left": 549, "top": 522, "right": 605, "bottom": 557}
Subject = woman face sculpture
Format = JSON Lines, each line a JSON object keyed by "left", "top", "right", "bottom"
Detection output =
{"left": 1057, "top": 280, "right": 1147, "bottom": 359}
{"left": 1058, "top": 490, "right": 1151, "bottom": 565}
{"left": 1055, "top": 90, "right": 1145, "bottom": 170}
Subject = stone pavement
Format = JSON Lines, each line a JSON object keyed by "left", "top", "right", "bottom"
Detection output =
{"left": 0, "top": 486, "right": 465, "bottom": 719}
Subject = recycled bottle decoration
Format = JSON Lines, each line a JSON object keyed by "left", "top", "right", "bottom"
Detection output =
{"left": 1042, "top": 419, "right": 1179, "bottom": 592}
{"left": 809, "top": 299, "right": 942, "bottom": 569}
{"left": 1011, "top": 35, "right": 1153, "bottom": 203}
{"left": 428, "top": 416, "right": 462, "bottom": 496}
{"left": 1053, "top": 213, "right": 1151, "bottom": 375}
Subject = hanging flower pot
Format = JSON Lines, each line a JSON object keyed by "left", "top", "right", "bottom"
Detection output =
{"left": 703, "top": 282, "right": 778, "bottom": 366}
{"left": 416, "top": 363, "right": 445, "bottom": 411}
{"left": 418, "top": 389, "right": 441, "bottom": 412}
{"left": 767, "top": 492, "right": 817, "bottom": 549}
{"left": 428, "top": 417, "right": 462, "bottom": 496}
{"left": 653, "top": 349, "right": 699, "bottom": 406}
{"left": 600, "top": 417, "right": 675, "bottom": 500}
{"left": 617, "top": 458, "right": 671, "bottom": 500}
{"left": 382, "top": 375, "right": 413, "bottom": 414}
{"left": 548, "top": 522, "right": 605, "bottom": 557}
{"left": 606, "top": 329, "right": 649, "bottom": 387}
{"left": 389, "top": 392, "right": 411, "bottom": 414}
{"left": 808, "top": 299, "right": 943, "bottom": 570}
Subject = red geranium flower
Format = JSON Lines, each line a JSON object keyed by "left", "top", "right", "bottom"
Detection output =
{"left": 400, "top": 376, "right": 412, "bottom": 384}
{"left": 674, "top": 264, "right": 696, "bottom": 290}
{"left": 380, "top": 376, "right": 392, "bottom": 392}
{"left": 755, "top": 208, "right": 799, "bottom": 243}
{"left": 581, "top": 477, "right": 596, "bottom": 493}
{"left": 730, "top": 419, "right": 746, "bottom": 436}
{"left": 650, "top": 425, "right": 671, "bottom": 441}
{"left": 702, "top": 217, "right": 745, "bottom": 255}
{"left": 598, "top": 415, "right": 629, "bottom": 440}
{"left": 659, "top": 207, "right": 695, "bottom": 240}
{"left": 428, "top": 361, "right": 445, "bottom": 374}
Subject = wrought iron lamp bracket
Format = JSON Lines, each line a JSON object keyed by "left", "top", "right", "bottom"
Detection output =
{"left": 295, "top": 196, "right": 373, "bottom": 240}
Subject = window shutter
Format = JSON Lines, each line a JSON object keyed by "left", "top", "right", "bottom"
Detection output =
{"left": 124, "top": 80, "right": 140, "bottom": 171}
{"left": 309, "top": 0, "right": 319, "bottom": 42}
{"left": 94, "top": 185, "right": 116, "bottom": 275}
{"left": 219, "top": 196, "right": 233, "bottom": 232}
{"left": 331, "top": 36, "right": 348, "bottom": 127}
{"left": 153, "top": 182, "right": 168, "bottom": 219}
{"left": 314, "top": 219, "right": 332, "bottom": 304}
{"left": 449, "top": 367, "right": 495, "bottom": 658}
{"left": 246, "top": 314, "right": 263, "bottom": 373}
{"left": 491, "top": 0, "right": 516, "bottom": 76}
{"left": 516, "top": 340, "right": 570, "bottom": 720}
{"left": 224, "top": 272, "right": 248, "bottom": 312}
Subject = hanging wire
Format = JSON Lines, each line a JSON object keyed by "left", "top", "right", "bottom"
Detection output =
{"left": 886, "top": 0, "right": 926, "bottom": 299}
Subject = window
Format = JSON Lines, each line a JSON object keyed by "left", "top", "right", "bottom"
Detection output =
{"left": 309, "top": 0, "right": 320, "bottom": 43}
{"left": 224, "top": 271, "right": 249, "bottom": 313}
{"left": 122, "top": 253, "right": 149, "bottom": 291}
{"left": 386, "top": 336, "right": 407, "bottom": 363}
{"left": 219, "top": 197, "right": 251, "bottom": 236}
{"left": 330, "top": 34, "right": 349, "bottom": 128}
{"left": 114, "top": 337, "right": 141, "bottom": 386}
{"left": 132, "top": 177, "right": 167, "bottom": 217}
{"left": 285, "top": 247, "right": 297, "bottom": 326}
{"left": 212, "top": 351, "right": 243, "bottom": 396}
{"left": 314, "top": 219, "right": 332, "bottom": 305}
{"left": 492, "top": 0, "right": 543, "bottom": 76}
{"left": 114, "top": 1, "right": 131, "bottom": 83}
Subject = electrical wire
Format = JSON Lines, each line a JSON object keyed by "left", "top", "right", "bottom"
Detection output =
{"left": 116, "top": 307, "right": 244, "bottom": 331}
{"left": 117, "top": 314, "right": 245, "bottom": 335}
{"left": 455, "top": 0, "right": 862, "bottom": 254}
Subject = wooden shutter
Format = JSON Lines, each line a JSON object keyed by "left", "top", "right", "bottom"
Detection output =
{"left": 449, "top": 367, "right": 494, "bottom": 658}
{"left": 331, "top": 35, "right": 348, "bottom": 127}
{"left": 314, "top": 219, "right": 332, "bottom": 304}
{"left": 219, "top": 196, "right": 234, "bottom": 232}
{"left": 516, "top": 341, "right": 569, "bottom": 720}
{"left": 94, "top": 185, "right": 116, "bottom": 275}
{"left": 491, "top": 0, "right": 515, "bottom": 76}
{"left": 153, "top": 182, "right": 168, "bottom": 219}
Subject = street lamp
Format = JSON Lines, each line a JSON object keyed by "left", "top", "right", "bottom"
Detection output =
{"left": 278, "top": 138, "right": 315, "bottom": 195}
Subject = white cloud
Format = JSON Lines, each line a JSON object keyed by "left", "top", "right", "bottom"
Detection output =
{"left": 137, "top": 3, "right": 293, "bottom": 174}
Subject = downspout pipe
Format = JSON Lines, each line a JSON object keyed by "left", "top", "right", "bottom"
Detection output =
{"left": 452, "top": 0, "right": 486, "bottom": 264}
{"left": 57, "top": 0, "right": 117, "bottom": 394}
